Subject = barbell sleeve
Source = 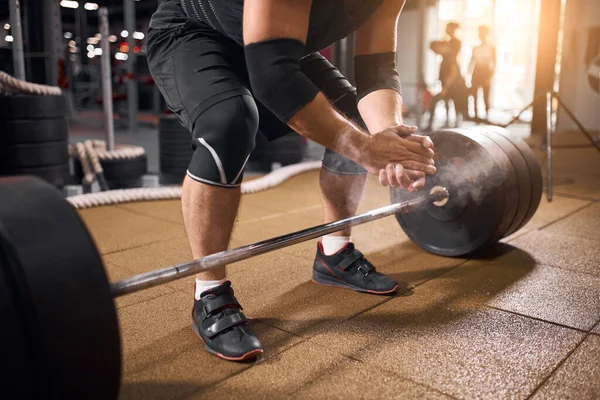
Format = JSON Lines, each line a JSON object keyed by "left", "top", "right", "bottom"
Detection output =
{"left": 110, "top": 188, "right": 448, "bottom": 297}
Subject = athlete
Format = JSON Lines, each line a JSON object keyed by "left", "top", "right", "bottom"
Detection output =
{"left": 147, "top": 0, "right": 437, "bottom": 361}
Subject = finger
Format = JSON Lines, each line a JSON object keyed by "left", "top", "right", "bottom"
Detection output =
{"left": 401, "top": 160, "right": 437, "bottom": 174}
{"left": 378, "top": 169, "right": 389, "bottom": 186}
{"left": 404, "top": 134, "right": 435, "bottom": 149}
{"left": 400, "top": 138, "right": 436, "bottom": 159}
{"left": 390, "top": 125, "right": 419, "bottom": 137}
{"left": 394, "top": 164, "right": 409, "bottom": 189}
{"left": 386, "top": 164, "right": 399, "bottom": 188}
{"left": 409, "top": 177, "right": 427, "bottom": 191}
{"left": 399, "top": 171, "right": 412, "bottom": 189}
{"left": 405, "top": 169, "right": 426, "bottom": 180}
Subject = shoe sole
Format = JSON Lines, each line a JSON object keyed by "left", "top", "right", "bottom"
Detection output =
{"left": 191, "top": 316, "right": 263, "bottom": 362}
{"left": 312, "top": 270, "right": 399, "bottom": 295}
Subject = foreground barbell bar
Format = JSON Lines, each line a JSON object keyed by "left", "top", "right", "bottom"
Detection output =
{"left": 110, "top": 186, "right": 450, "bottom": 297}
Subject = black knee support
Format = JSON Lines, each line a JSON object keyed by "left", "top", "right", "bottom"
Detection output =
{"left": 187, "top": 95, "right": 259, "bottom": 187}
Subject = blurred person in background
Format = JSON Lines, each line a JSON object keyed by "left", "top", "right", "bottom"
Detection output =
{"left": 468, "top": 25, "right": 496, "bottom": 122}
{"left": 425, "top": 22, "right": 468, "bottom": 131}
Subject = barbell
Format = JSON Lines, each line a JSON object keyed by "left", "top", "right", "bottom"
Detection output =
{"left": 0, "top": 126, "right": 541, "bottom": 399}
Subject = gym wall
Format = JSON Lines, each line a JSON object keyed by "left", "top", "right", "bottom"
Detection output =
{"left": 556, "top": 0, "right": 600, "bottom": 133}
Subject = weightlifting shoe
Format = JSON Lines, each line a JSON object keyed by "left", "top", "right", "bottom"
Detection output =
{"left": 191, "top": 281, "right": 263, "bottom": 361}
{"left": 312, "top": 242, "right": 399, "bottom": 294}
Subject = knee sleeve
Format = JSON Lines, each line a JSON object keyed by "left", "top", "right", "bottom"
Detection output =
{"left": 187, "top": 95, "right": 259, "bottom": 187}
{"left": 322, "top": 91, "right": 368, "bottom": 176}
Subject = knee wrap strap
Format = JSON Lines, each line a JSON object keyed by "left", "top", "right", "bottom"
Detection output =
{"left": 187, "top": 95, "right": 259, "bottom": 187}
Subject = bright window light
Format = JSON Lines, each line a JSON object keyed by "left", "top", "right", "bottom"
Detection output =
{"left": 5, "top": 35, "right": 14, "bottom": 42}
{"left": 60, "top": 1, "right": 79, "bottom": 9}
{"left": 87, "top": 44, "right": 94, "bottom": 51}
{"left": 94, "top": 48, "right": 102, "bottom": 55}
{"left": 64, "top": 32, "right": 73, "bottom": 39}
{"left": 120, "top": 30, "right": 128, "bottom": 38}
{"left": 132, "top": 31, "right": 145, "bottom": 40}
{"left": 87, "top": 51, "right": 95, "bottom": 58}
{"left": 84, "top": 2, "right": 98, "bottom": 10}
{"left": 108, "top": 35, "right": 117, "bottom": 43}
{"left": 4, "top": 24, "right": 10, "bottom": 30}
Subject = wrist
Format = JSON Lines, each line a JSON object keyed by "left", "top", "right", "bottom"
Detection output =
{"left": 336, "top": 125, "right": 370, "bottom": 166}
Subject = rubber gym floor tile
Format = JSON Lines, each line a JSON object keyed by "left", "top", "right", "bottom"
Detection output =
{"left": 78, "top": 206, "right": 186, "bottom": 254}
{"left": 119, "top": 320, "right": 300, "bottom": 400}
{"left": 104, "top": 261, "right": 175, "bottom": 310}
{"left": 551, "top": 175, "right": 600, "bottom": 200}
{"left": 531, "top": 335, "right": 600, "bottom": 400}
{"left": 507, "top": 230, "right": 600, "bottom": 276}
{"left": 231, "top": 212, "right": 326, "bottom": 244}
{"left": 544, "top": 203, "right": 600, "bottom": 240}
{"left": 549, "top": 147, "right": 600, "bottom": 177}
{"left": 502, "top": 196, "right": 591, "bottom": 242}
{"left": 306, "top": 277, "right": 584, "bottom": 399}
{"left": 240, "top": 185, "right": 322, "bottom": 213}
{"left": 439, "top": 251, "right": 600, "bottom": 331}
{"left": 118, "top": 200, "right": 185, "bottom": 225}
{"left": 191, "top": 340, "right": 451, "bottom": 400}
{"left": 116, "top": 290, "right": 195, "bottom": 356}
{"left": 103, "top": 235, "right": 245, "bottom": 293}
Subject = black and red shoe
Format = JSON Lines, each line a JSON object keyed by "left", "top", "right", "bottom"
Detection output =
{"left": 312, "top": 242, "right": 399, "bottom": 295}
{"left": 191, "top": 281, "right": 263, "bottom": 361}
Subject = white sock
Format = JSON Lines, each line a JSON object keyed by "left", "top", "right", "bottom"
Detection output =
{"left": 322, "top": 235, "right": 351, "bottom": 255}
{"left": 194, "top": 279, "right": 226, "bottom": 300}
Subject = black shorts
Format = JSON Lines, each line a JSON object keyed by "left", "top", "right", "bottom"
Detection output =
{"left": 146, "top": 19, "right": 367, "bottom": 176}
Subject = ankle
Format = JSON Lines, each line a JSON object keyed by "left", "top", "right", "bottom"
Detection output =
{"left": 321, "top": 235, "right": 351, "bottom": 255}
{"left": 194, "top": 278, "right": 227, "bottom": 300}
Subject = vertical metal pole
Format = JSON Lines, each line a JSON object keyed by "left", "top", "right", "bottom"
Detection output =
{"left": 124, "top": 0, "right": 138, "bottom": 132}
{"left": 8, "top": 0, "right": 26, "bottom": 80}
{"left": 545, "top": 91, "right": 553, "bottom": 201}
{"left": 99, "top": 8, "right": 115, "bottom": 151}
{"left": 44, "top": 0, "right": 63, "bottom": 86}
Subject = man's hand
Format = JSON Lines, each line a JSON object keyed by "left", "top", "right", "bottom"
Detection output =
{"left": 359, "top": 125, "right": 436, "bottom": 190}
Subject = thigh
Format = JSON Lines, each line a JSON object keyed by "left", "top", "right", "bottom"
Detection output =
{"left": 146, "top": 20, "right": 251, "bottom": 132}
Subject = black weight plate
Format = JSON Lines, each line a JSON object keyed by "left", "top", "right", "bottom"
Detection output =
{"left": 0, "top": 94, "right": 67, "bottom": 120}
{"left": 478, "top": 128, "right": 532, "bottom": 237}
{"left": 505, "top": 133, "right": 543, "bottom": 232}
{"left": 1, "top": 164, "right": 71, "bottom": 188}
{"left": 0, "top": 249, "right": 38, "bottom": 396}
{"left": 0, "top": 176, "right": 121, "bottom": 399}
{"left": 0, "top": 141, "right": 69, "bottom": 169}
{"left": 0, "top": 118, "right": 68, "bottom": 144}
{"left": 390, "top": 129, "right": 515, "bottom": 257}
{"left": 100, "top": 155, "right": 148, "bottom": 180}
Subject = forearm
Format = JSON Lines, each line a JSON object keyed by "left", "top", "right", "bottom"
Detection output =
{"left": 357, "top": 89, "right": 403, "bottom": 133}
{"left": 287, "top": 92, "right": 369, "bottom": 164}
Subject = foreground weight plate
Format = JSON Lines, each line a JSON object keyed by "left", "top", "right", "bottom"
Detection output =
{"left": 390, "top": 128, "right": 520, "bottom": 257}
{"left": 0, "top": 176, "right": 121, "bottom": 399}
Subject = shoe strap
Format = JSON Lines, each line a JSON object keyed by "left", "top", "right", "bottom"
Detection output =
{"left": 205, "top": 313, "right": 248, "bottom": 339}
{"left": 202, "top": 292, "right": 242, "bottom": 317}
{"left": 338, "top": 249, "right": 365, "bottom": 271}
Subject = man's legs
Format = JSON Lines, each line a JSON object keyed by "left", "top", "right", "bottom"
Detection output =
{"left": 181, "top": 176, "right": 239, "bottom": 283}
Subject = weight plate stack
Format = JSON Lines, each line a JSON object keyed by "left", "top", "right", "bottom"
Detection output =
{"left": 0, "top": 176, "right": 121, "bottom": 399}
{"left": 158, "top": 114, "right": 193, "bottom": 184}
{"left": 390, "top": 126, "right": 542, "bottom": 257}
{"left": 0, "top": 94, "right": 71, "bottom": 188}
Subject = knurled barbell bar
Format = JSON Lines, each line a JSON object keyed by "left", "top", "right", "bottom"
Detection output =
{"left": 0, "top": 126, "right": 542, "bottom": 400}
